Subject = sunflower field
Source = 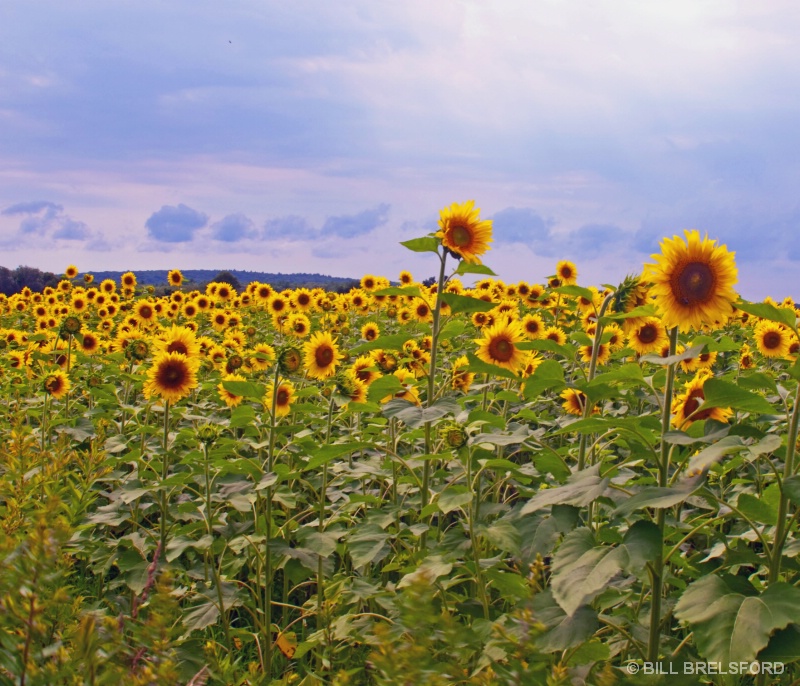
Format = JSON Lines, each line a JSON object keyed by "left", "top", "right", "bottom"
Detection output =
{"left": 2, "top": 201, "right": 800, "bottom": 685}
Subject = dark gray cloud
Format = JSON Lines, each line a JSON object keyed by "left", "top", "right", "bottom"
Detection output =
{"left": 320, "top": 203, "right": 390, "bottom": 238}
{"left": 263, "top": 215, "right": 317, "bottom": 241}
{"left": 211, "top": 213, "right": 257, "bottom": 242}
{"left": 145, "top": 203, "right": 208, "bottom": 242}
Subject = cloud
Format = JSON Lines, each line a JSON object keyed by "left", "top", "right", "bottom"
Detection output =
{"left": 564, "top": 223, "right": 628, "bottom": 259}
{"left": 490, "top": 207, "right": 552, "bottom": 244}
{"left": 263, "top": 215, "right": 317, "bottom": 241}
{"left": 320, "top": 203, "right": 390, "bottom": 238}
{"left": 211, "top": 213, "right": 257, "bottom": 242}
{"left": 145, "top": 203, "right": 208, "bottom": 242}
{"left": 2, "top": 200, "right": 62, "bottom": 216}
{"left": 0, "top": 199, "right": 94, "bottom": 242}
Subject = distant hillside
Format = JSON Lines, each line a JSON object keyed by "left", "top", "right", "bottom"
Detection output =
{"left": 0, "top": 266, "right": 360, "bottom": 295}
{"left": 89, "top": 270, "right": 359, "bottom": 291}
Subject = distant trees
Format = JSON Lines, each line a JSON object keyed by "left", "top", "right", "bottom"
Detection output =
{"left": 0, "top": 266, "right": 59, "bottom": 295}
{"left": 211, "top": 271, "right": 242, "bottom": 292}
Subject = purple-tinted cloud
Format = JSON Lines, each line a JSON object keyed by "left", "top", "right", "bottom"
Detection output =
{"left": 145, "top": 203, "right": 208, "bottom": 242}
{"left": 320, "top": 203, "right": 389, "bottom": 238}
{"left": 211, "top": 213, "right": 257, "bottom": 242}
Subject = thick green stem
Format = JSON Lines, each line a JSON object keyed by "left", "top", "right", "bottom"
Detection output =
{"left": 421, "top": 251, "right": 448, "bottom": 549}
{"left": 769, "top": 381, "right": 800, "bottom": 583}
{"left": 159, "top": 401, "right": 170, "bottom": 551}
{"left": 647, "top": 326, "right": 679, "bottom": 663}
{"left": 263, "top": 361, "right": 281, "bottom": 673}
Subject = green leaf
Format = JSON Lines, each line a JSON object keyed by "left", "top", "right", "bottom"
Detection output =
{"left": 522, "top": 339, "right": 575, "bottom": 359}
{"left": 373, "top": 286, "right": 422, "bottom": 297}
{"left": 783, "top": 475, "right": 800, "bottom": 508}
{"left": 304, "top": 531, "right": 340, "bottom": 558}
{"left": 553, "top": 285, "right": 595, "bottom": 300}
{"left": 221, "top": 380, "right": 265, "bottom": 400}
{"left": 304, "top": 442, "right": 371, "bottom": 471}
{"left": 520, "top": 465, "right": 608, "bottom": 515}
{"left": 738, "top": 372, "right": 779, "bottom": 395}
{"left": 346, "top": 525, "right": 390, "bottom": 568}
{"left": 685, "top": 435, "right": 746, "bottom": 473}
{"left": 735, "top": 299, "right": 798, "bottom": 332}
{"left": 438, "top": 486, "right": 473, "bottom": 513}
{"left": 533, "top": 590, "right": 598, "bottom": 652}
{"left": 454, "top": 261, "right": 497, "bottom": 276}
{"left": 675, "top": 576, "right": 800, "bottom": 665}
{"left": 366, "top": 374, "right": 405, "bottom": 403}
{"left": 599, "top": 304, "right": 658, "bottom": 323}
{"left": 737, "top": 486, "right": 780, "bottom": 525}
{"left": 398, "top": 554, "right": 453, "bottom": 588}
{"left": 381, "top": 398, "right": 460, "bottom": 428}
{"left": 523, "top": 359, "right": 566, "bottom": 399}
{"left": 351, "top": 333, "right": 412, "bottom": 355}
{"left": 400, "top": 236, "right": 439, "bottom": 253}
{"left": 465, "top": 352, "right": 519, "bottom": 380}
{"left": 440, "top": 292, "right": 496, "bottom": 313}
{"left": 640, "top": 344, "right": 705, "bottom": 366}
{"left": 701, "top": 378, "right": 775, "bottom": 415}
{"left": 613, "top": 472, "right": 706, "bottom": 517}
{"left": 567, "top": 639, "right": 611, "bottom": 666}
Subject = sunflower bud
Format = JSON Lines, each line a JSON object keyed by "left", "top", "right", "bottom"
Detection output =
{"left": 60, "top": 315, "right": 82, "bottom": 338}
{"left": 277, "top": 345, "right": 303, "bottom": 375}
{"left": 125, "top": 338, "right": 150, "bottom": 362}
{"left": 438, "top": 422, "right": 467, "bottom": 449}
{"left": 225, "top": 354, "right": 244, "bottom": 373}
{"left": 197, "top": 423, "right": 221, "bottom": 445}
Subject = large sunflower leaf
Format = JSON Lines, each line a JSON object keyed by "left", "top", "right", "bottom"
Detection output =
{"left": 532, "top": 589, "right": 598, "bottom": 652}
{"left": 675, "top": 575, "right": 800, "bottom": 665}
{"left": 454, "top": 262, "right": 497, "bottom": 276}
{"left": 440, "top": 291, "right": 496, "bottom": 313}
{"left": 735, "top": 299, "right": 798, "bottom": 333}
{"left": 520, "top": 464, "right": 608, "bottom": 515}
{"left": 400, "top": 236, "right": 439, "bottom": 253}
{"left": 522, "top": 359, "right": 566, "bottom": 400}
{"left": 701, "top": 378, "right": 775, "bottom": 414}
{"left": 613, "top": 471, "right": 707, "bottom": 517}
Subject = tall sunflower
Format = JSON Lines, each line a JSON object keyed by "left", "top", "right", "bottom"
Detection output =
{"left": 167, "top": 269, "right": 183, "bottom": 287}
{"left": 474, "top": 320, "right": 526, "bottom": 373}
{"left": 265, "top": 380, "right": 295, "bottom": 417}
{"left": 143, "top": 352, "right": 199, "bottom": 403}
{"left": 303, "top": 331, "right": 343, "bottom": 380}
{"left": 436, "top": 200, "right": 493, "bottom": 264}
{"left": 153, "top": 325, "right": 201, "bottom": 359}
{"left": 43, "top": 370, "right": 70, "bottom": 399}
{"left": 555, "top": 260, "right": 578, "bottom": 286}
{"left": 645, "top": 230, "right": 738, "bottom": 332}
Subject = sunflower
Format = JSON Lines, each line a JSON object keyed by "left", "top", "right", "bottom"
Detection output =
{"left": 292, "top": 288, "right": 314, "bottom": 311}
{"left": 520, "top": 313, "right": 544, "bottom": 339}
{"left": 555, "top": 261, "right": 578, "bottom": 286}
{"left": 334, "top": 371, "right": 368, "bottom": 404}
{"left": 287, "top": 312, "right": 312, "bottom": 338}
{"left": 303, "top": 331, "right": 343, "bottom": 380}
{"left": 265, "top": 380, "right": 295, "bottom": 417}
{"left": 211, "top": 311, "right": 229, "bottom": 332}
{"left": 65, "top": 265, "right": 79, "bottom": 279}
{"left": 167, "top": 269, "right": 183, "bottom": 287}
{"left": 474, "top": 320, "right": 526, "bottom": 373}
{"left": 79, "top": 331, "right": 101, "bottom": 355}
{"left": 739, "top": 343, "right": 755, "bottom": 370}
{"left": 218, "top": 373, "right": 246, "bottom": 408}
{"left": 451, "top": 355, "right": 475, "bottom": 393}
{"left": 133, "top": 300, "right": 157, "bottom": 326}
{"left": 255, "top": 283, "right": 274, "bottom": 303}
{"left": 371, "top": 349, "right": 398, "bottom": 374}
{"left": 121, "top": 272, "right": 137, "bottom": 289}
{"left": 361, "top": 322, "right": 380, "bottom": 342}
{"left": 560, "top": 388, "right": 596, "bottom": 417}
{"left": 436, "top": 200, "right": 493, "bottom": 264}
{"left": 753, "top": 320, "right": 793, "bottom": 358}
{"left": 627, "top": 317, "right": 668, "bottom": 356}
{"left": 579, "top": 341, "right": 610, "bottom": 366}
{"left": 153, "top": 325, "right": 201, "bottom": 359}
{"left": 671, "top": 370, "right": 732, "bottom": 429}
{"left": 519, "top": 351, "right": 543, "bottom": 378}
{"left": 248, "top": 343, "right": 276, "bottom": 371}
{"left": 542, "top": 326, "right": 567, "bottom": 346}
{"left": 383, "top": 369, "right": 421, "bottom": 405}
{"left": 411, "top": 298, "right": 433, "bottom": 324}
{"left": 351, "top": 355, "right": 382, "bottom": 385}
{"left": 399, "top": 270, "right": 414, "bottom": 285}
{"left": 645, "top": 229, "right": 738, "bottom": 332}
{"left": 603, "top": 324, "right": 625, "bottom": 352}
{"left": 143, "top": 351, "right": 199, "bottom": 403}
{"left": 43, "top": 370, "right": 70, "bottom": 399}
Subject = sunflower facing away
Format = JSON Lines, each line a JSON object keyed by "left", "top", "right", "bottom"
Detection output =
{"left": 436, "top": 200, "right": 493, "bottom": 264}
{"left": 474, "top": 320, "right": 526, "bottom": 373}
{"left": 645, "top": 230, "right": 738, "bottom": 332}
{"left": 143, "top": 351, "right": 199, "bottom": 403}
{"left": 303, "top": 331, "right": 343, "bottom": 380}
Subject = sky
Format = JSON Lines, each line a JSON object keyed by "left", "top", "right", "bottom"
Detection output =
{"left": 1, "top": 1, "right": 799, "bottom": 299}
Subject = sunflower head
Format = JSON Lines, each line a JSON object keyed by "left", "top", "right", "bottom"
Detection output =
{"left": 474, "top": 320, "right": 526, "bottom": 373}
{"left": 43, "top": 370, "right": 70, "bottom": 399}
{"left": 143, "top": 351, "right": 199, "bottom": 403}
{"left": 277, "top": 345, "right": 303, "bottom": 375}
{"left": 435, "top": 200, "right": 493, "bottom": 264}
{"left": 303, "top": 331, "right": 343, "bottom": 380}
{"left": 65, "top": 265, "right": 79, "bottom": 279}
{"left": 645, "top": 230, "right": 738, "bottom": 332}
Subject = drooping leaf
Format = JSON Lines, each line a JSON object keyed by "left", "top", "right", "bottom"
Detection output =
{"left": 613, "top": 472, "right": 707, "bottom": 516}
{"left": 521, "top": 465, "right": 608, "bottom": 515}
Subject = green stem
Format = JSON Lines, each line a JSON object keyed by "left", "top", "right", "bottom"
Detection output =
{"left": 769, "top": 381, "right": 800, "bottom": 583}
{"left": 159, "top": 400, "right": 170, "bottom": 551}
{"left": 647, "top": 326, "right": 678, "bottom": 663}
{"left": 263, "top": 362, "right": 281, "bottom": 673}
{"left": 421, "top": 250, "right": 448, "bottom": 549}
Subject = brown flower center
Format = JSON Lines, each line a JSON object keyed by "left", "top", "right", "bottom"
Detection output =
{"left": 450, "top": 224, "right": 472, "bottom": 247}
{"left": 157, "top": 360, "right": 187, "bottom": 389}
{"left": 488, "top": 336, "right": 514, "bottom": 362}
{"left": 315, "top": 344, "right": 334, "bottom": 367}
{"left": 167, "top": 341, "right": 188, "bottom": 355}
{"left": 277, "top": 388, "right": 290, "bottom": 405}
{"left": 673, "top": 262, "right": 715, "bottom": 305}
{"left": 139, "top": 305, "right": 153, "bottom": 319}
{"left": 763, "top": 331, "right": 782, "bottom": 350}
